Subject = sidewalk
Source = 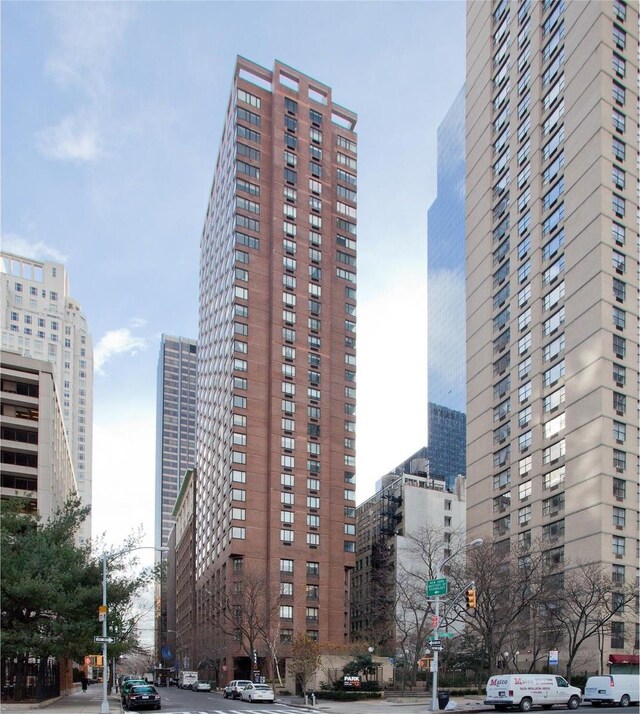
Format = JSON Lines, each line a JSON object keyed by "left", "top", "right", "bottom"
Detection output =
{"left": 282, "top": 693, "right": 491, "bottom": 713}
{"left": 1, "top": 689, "right": 121, "bottom": 714}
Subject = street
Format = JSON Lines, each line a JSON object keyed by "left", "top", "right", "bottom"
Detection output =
{"left": 125, "top": 686, "right": 640, "bottom": 714}
{"left": 124, "top": 686, "right": 313, "bottom": 714}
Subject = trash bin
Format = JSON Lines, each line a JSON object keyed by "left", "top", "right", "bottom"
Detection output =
{"left": 438, "top": 690, "right": 450, "bottom": 710}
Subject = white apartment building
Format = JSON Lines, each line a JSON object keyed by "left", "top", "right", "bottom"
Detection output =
{"left": 1, "top": 253, "right": 93, "bottom": 543}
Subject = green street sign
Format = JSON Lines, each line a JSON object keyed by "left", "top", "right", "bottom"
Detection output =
{"left": 426, "top": 577, "right": 448, "bottom": 597}
{"left": 438, "top": 632, "right": 455, "bottom": 638}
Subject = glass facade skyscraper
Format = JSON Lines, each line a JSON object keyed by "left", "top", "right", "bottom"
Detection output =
{"left": 427, "top": 86, "right": 466, "bottom": 413}
{"left": 426, "top": 87, "right": 467, "bottom": 487}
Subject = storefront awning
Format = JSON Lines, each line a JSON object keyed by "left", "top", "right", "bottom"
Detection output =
{"left": 608, "top": 654, "right": 639, "bottom": 665}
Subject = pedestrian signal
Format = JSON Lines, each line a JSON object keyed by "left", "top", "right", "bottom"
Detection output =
{"left": 465, "top": 587, "right": 477, "bottom": 609}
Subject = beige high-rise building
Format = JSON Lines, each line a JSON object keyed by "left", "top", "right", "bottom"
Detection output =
{"left": 466, "top": 0, "right": 638, "bottom": 660}
{"left": 1, "top": 349, "right": 77, "bottom": 520}
{"left": 1, "top": 253, "right": 93, "bottom": 543}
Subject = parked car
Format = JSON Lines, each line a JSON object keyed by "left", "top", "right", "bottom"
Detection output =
{"left": 191, "top": 680, "right": 211, "bottom": 692}
{"left": 120, "top": 679, "right": 147, "bottom": 703}
{"left": 223, "top": 679, "right": 252, "bottom": 699}
{"left": 241, "top": 682, "right": 275, "bottom": 703}
{"left": 124, "top": 684, "right": 161, "bottom": 710}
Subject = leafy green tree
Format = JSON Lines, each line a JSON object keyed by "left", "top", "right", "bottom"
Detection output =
{"left": 1, "top": 497, "right": 157, "bottom": 700}
{"left": 342, "top": 653, "right": 375, "bottom": 677}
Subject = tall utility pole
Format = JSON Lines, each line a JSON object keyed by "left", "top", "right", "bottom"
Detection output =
{"left": 429, "top": 538, "right": 483, "bottom": 711}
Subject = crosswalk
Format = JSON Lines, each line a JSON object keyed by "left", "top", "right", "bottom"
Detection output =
{"left": 137, "top": 703, "right": 317, "bottom": 714}
{"left": 156, "top": 709, "right": 314, "bottom": 714}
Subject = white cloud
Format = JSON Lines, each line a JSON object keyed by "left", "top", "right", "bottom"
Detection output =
{"left": 37, "top": 3, "right": 134, "bottom": 162}
{"left": 1, "top": 233, "right": 68, "bottom": 263}
{"left": 36, "top": 113, "right": 102, "bottom": 162}
{"left": 45, "top": 2, "right": 134, "bottom": 97}
{"left": 94, "top": 326, "right": 147, "bottom": 375}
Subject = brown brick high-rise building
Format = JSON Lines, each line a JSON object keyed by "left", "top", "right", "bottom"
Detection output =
{"left": 196, "top": 57, "right": 357, "bottom": 682}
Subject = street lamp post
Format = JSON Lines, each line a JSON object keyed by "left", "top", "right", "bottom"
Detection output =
{"left": 431, "top": 538, "right": 483, "bottom": 712}
{"left": 100, "top": 546, "right": 168, "bottom": 714}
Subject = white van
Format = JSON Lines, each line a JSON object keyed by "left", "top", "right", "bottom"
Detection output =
{"left": 584, "top": 675, "right": 639, "bottom": 707}
{"left": 485, "top": 674, "right": 582, "bottom": 711}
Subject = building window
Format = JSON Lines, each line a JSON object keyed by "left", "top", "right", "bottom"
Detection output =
{"left": 519, "top": 455, "right": 532, "bottom": 477}
{"left": 519, "top": 480, "right": 532, "bottom": 500}
{"left": 613, "top": 478, "right": 626, "bottom": 499}
{"left": 613, "top": 392, "right": 626, "bottom": 415}
{"left": 612, "top": 506, "right": 626, "bottom": 528}
{"left": 613, "top": 420, "right": 626, "bottom": 443}
{"left": 493, "top": 469, "right": 510, "bottom": 490}
{"left": 613, "top": 335, "right": 626, "bottom": 358}
{"left": 281, "top": 529, "right": 294, "bottom": 543}
{"left": 518, "top": 505, "right": 531, "bottom": 526}
{"left": 612, "top": 194, "right": 625, "bottom": 218}
{"left": 280, "top": 628, "right": 293, "bottom": 643}
{"left": 612, "top": 564, "right": 625, "bottom": 584}
{"left": 612, "top": 53, "right": 625, "bottom": 78}
{"left": 613, "top": 449, "right": 626, "bottom": 472}
{"left": 542, "top": 494, "right": 565, "bottom": 517}
{"left": 612, "top": 250, "right": 625, "bottom": 274}
{"left": 543, "top": 440, "right": 565, "bottom": 465}
{"left": 612, "top": 278, "right": 626, "bottom": 303}
{"left": 519, "top": 430, "right": 532, "bottom": 451}
{"left": 612, "top": 536, "right": 625, "bottom": 556}
{"left": 518, "top": 406, "right": 532, "bottom": 428}
{"left": 280, "top": 605, "right": 293, "bottom": 620}
{"left": 518, "top": 381, "right": 531, "bottom": 403}
{"left": 612, "top": 363, "right": 626, "bottom": 386}
{"left": 611, "top": 221, "right": 625, "bottom": 246}
{"left": 610, "top": 622, "right": 625, "bottom": 649}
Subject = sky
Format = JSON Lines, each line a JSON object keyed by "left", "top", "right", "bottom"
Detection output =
{"left": 2, "top": 0, "right": 467, "bottom": 558}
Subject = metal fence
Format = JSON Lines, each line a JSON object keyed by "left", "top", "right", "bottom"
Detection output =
{"left": 1, "top": 656, "right": 60, "bottom": 702}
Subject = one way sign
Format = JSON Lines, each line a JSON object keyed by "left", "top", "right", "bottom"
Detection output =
{"left": 94, "top": 636, "right": 115, "bottom": 643}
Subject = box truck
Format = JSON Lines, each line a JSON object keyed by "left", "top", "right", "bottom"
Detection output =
{"left": 178, "top": 671, "right": 198, "bottom": 689}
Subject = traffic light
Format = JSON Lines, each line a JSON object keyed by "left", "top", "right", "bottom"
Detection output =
{"left": 419, "top": 657, "right": 432, "bottom": 669}
{"left": 465, "top": 587, "right": 477, "bottom": 609}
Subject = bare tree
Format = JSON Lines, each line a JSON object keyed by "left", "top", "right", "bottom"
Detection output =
{"left": 207, "top": 565, "right": 266, "bottom": 671}
{"left": 460, "top": 538, "right": 553, "bottom": 674}
{"left": 393, "top": 527, "right": 468, "bottom": 687}
{"left": 290, "top": 633, "right": 320, "bottom": 696}
{"left": 257, "top": 610, "right": 285, "bottom": 686}
{"left": 543, "top": 561, "right": 637, "bottom": 681}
